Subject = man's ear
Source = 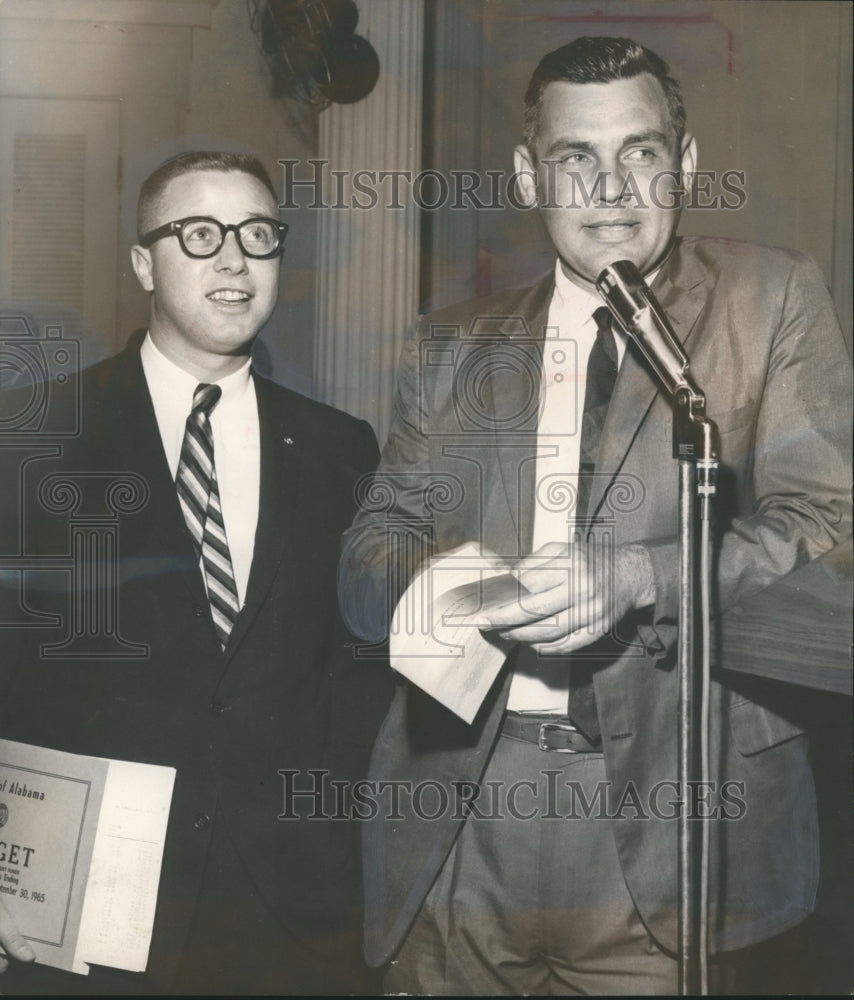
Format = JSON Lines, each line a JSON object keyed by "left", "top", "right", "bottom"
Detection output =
{"left": 131, "top": 244, "right": 154, "bottom": 292}
{"left": 513, "top": 144, "right": 539, "bottom": 208}
{"left": 680, "top": 133, "right": 697, "bottom": 183}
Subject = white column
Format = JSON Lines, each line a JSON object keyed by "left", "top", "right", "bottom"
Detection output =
{"left": 314, "top": 0, "right": 424, "bottom": 443}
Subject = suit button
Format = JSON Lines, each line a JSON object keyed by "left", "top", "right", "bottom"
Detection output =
{"left": 193, "top": 813, "right": 212, "bottom": 830}
{"left": 192, "top": 604, "right": 205, "bottom": 618}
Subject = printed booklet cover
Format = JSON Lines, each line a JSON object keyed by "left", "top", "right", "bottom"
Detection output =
{"left": 0, "top": 739, "right": 175, "bottom": 975}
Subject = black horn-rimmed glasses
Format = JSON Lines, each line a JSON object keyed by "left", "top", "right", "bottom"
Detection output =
{"left": 139, "top": 216, "right": 289, "bottom": 259}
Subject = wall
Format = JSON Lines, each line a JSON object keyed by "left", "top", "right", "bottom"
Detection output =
{"left": 0, "top": 0, "right": 320, "bottom": 392}
{"left": 423, "top": 0, "right": 852, "bottom": 350}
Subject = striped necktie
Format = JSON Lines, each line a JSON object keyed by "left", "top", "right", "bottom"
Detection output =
{"left": 176, "top": 383, "right": 240, "bottom": 648}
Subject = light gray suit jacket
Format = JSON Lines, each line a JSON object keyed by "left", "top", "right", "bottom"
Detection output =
{"left": 339, "top": 237, "right": 853, "bottom": 966}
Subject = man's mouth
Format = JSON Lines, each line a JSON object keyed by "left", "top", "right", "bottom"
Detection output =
{"left": 207, "top": 289, "right": 252, "bottom": 304}
{"left": 583, "top": 220, "right": 640, "bottom": 241}
{"left": 585, "top": 217, "right": 639, "bottom": 228}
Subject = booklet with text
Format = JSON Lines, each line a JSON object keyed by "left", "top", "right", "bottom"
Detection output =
{"left": 0, "top": 739, "right": 175, "bottom": 975}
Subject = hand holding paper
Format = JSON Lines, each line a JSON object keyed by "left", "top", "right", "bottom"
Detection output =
{"left": 0, "top": 897, "right": 35, "bottom": 974}
{"left": 482, "top": 541, "right": 656, "bottom": 655}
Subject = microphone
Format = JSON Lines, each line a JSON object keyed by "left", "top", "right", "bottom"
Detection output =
{"left": 596, "top": 260, "right": 698, "bottom": 397}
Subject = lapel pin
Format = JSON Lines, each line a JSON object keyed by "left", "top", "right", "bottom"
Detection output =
{"left": 283, "top": 436, "right": 294, "bottom": 445}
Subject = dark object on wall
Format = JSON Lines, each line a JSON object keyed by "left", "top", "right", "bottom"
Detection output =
{"left": 249, "top": 0, "right": 380, "bottom": 108}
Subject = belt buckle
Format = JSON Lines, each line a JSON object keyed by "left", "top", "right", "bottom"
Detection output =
{"left": 538, "top": 720, "right": 581, "bottom": 753}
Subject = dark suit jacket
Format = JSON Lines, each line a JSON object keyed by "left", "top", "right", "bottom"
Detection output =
{"left": 338, "top": 237, "right": 853, "bottom": 966}
{"left": 0, "top": 334, "right": 391, "bottom": 994}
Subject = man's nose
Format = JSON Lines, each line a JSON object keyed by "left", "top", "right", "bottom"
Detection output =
{"left": 598, "top": 160, "right": 630, "bottom": 205}
{"left": 214, "top": 230, "right": 248, "bottom": 272}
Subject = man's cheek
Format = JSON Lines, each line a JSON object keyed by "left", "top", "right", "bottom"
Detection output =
{"left": 649, "top": 170, "right": 684, "bottom": 210}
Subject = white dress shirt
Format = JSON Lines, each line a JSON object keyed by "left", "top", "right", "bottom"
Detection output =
{"left": 140, "top": 333, "right": 260, "bottom": 606}
{"left": 507, "top": 262, "right": 628, "bottom": 712}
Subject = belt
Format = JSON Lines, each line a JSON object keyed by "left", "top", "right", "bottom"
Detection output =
{"left": 501, "top": 713, "right": 601, "bottom": 753}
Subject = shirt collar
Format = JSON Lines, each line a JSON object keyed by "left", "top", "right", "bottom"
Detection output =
{"left": 140, "top": 333, "right": 252, "bottom": 415}
{"left": 552, "top": 261, "right": 602, "bottom": 327}
{"left": 551, "top": 259, "right": 661, "bottom": 329}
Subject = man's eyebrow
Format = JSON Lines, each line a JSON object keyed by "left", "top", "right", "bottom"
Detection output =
{"left": 541, "top": 139, "right": 596, "bottom": 158}
{"left": 540, "top": 130, "right": 673, "bottom": 159}
{"left": 623, "top": 130, "right": 671, "bottom": 146}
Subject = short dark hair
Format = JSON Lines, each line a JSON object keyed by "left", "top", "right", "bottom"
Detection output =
{"left": 523, "top": 36, "right": 686, "bottom": 149}
{"left": 136, "top": 151, "right": 279, "bottom": 238}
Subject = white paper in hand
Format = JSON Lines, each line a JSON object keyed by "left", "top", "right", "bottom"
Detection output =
{"left": 389, "top": 544, "right": 524, "bottom": 723}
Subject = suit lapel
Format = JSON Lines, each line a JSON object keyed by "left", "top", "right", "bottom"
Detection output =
{"left": 588, "top": 241, "right": 711, "bottom": 517}
{"left": 486, "top": 276, "right": 553, "bottom": 555}
{"left": 222, "top": 375, "right": 300, "bottom": 660}
{"left": 101, "top": 346, "right": 304, "bottom": 660}
{"left": 101, "top": 344, "right": 210, "bottom": 611}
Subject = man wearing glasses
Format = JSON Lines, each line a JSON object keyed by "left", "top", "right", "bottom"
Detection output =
{"left": 0, "top": 152, "right": 387, "bottom": 994}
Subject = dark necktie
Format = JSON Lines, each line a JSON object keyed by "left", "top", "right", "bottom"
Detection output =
{"left": 175, "top": 383, "right": 240, "bottom": 648}
{"left": 569, "top": 306, "right": 619, "bottom": 742}
{"left": 576, "top": 306, "right": 619, "bottom": 519}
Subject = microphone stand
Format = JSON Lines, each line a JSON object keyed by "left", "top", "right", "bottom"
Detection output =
{"left": 596, "top": 262, "right": 719, "bottom": 995}
{"left": 673, "top": 386, "right": 718, "bottom": 996}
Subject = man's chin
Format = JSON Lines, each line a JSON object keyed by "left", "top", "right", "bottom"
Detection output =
{"left": 559, "top": 257, "right": 631, "bottom": 292}
{"left": 577, "top": 245, "right": 674, "bottom": 286}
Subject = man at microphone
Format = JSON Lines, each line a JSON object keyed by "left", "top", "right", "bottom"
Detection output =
{"left": 338, "top": 36, "right": 852, "bottom": 995}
